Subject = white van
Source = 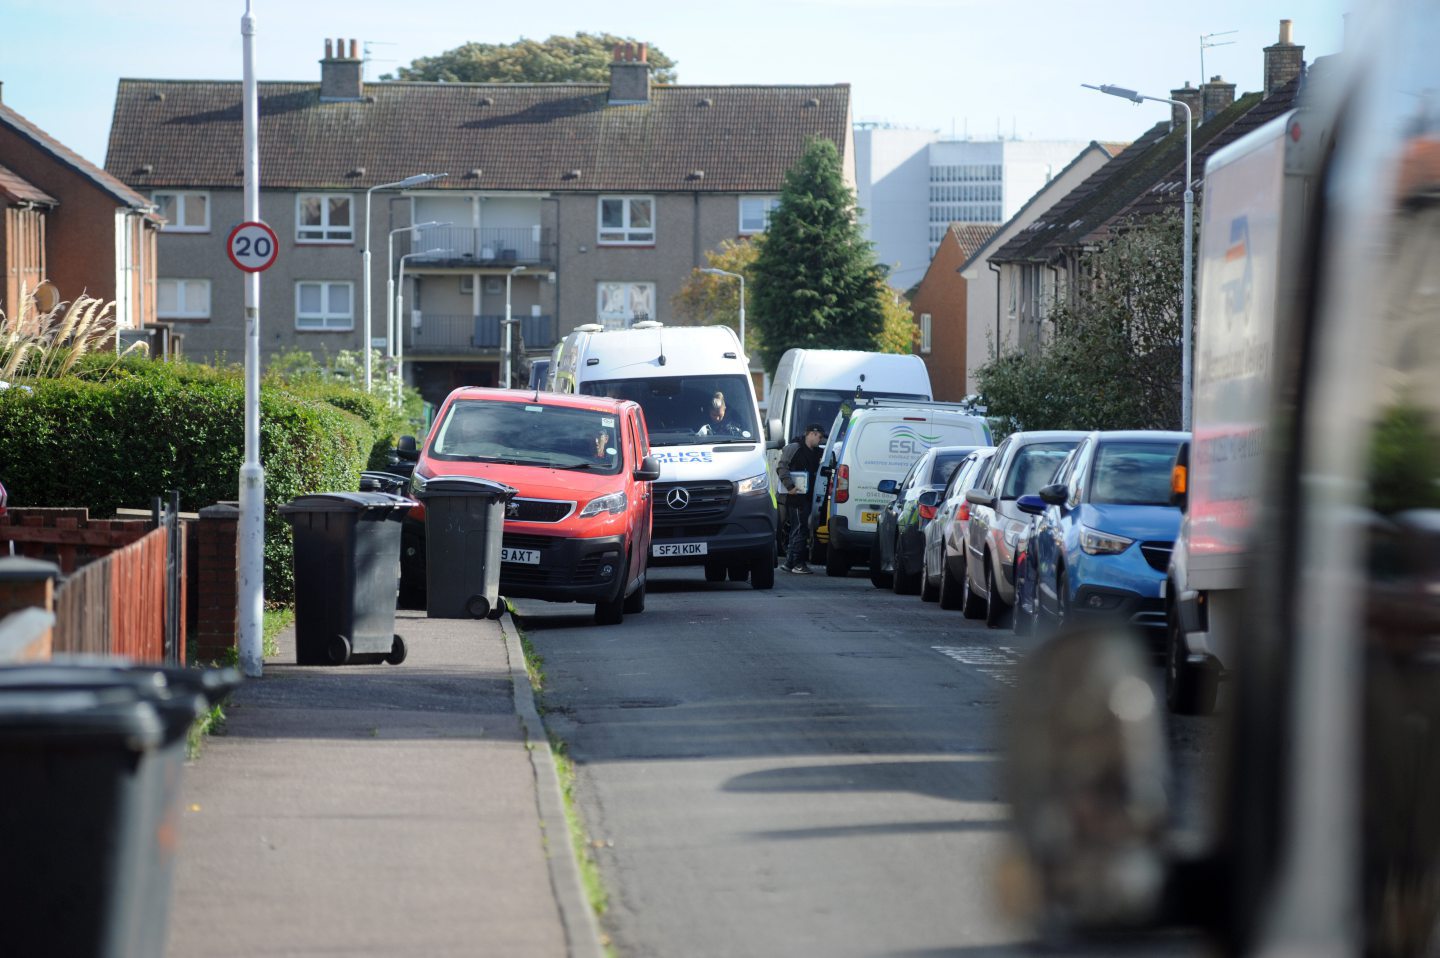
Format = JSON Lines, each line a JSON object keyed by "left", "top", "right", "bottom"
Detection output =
{"left": 549, "top": 322, "right": 778, "bottom": 588}
{"left": 765, "top": 349, "right": 932, "bottom": 446}
{"left": 817, "top": 400, "right": 992, "bottom": 577}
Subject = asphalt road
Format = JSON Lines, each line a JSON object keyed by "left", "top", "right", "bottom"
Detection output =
{"left": 513, "top": 563, "right": 1218, "bottom": 958}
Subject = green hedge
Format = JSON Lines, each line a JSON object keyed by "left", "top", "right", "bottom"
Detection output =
{"left": 0, "top": 359, "right": 377, "bottom": 600}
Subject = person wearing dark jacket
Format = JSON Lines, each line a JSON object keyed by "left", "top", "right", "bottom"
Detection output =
{"left": 776, "top": 423, "right": 825, "bottom": 573}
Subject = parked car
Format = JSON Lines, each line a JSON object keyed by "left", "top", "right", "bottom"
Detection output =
{"left": 963, "top": 431, "right": 1086, "bottom": 627}
{"left": 871, "top": 445, "right": 984, "bottom": 593}
{"left": 922, "top": 447, "right": 997, "bottom": 608}
{"left": 1017, "top": 431, "right": 1187, "bottom": 636}
{"left": 400, "top": 387, "right": 660, "bottom": 625}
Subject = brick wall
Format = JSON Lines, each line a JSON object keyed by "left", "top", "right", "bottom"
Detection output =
{"left": 193, "top": 503, "right": 239, "bottom": 663}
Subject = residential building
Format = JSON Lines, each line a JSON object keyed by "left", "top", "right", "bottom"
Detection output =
{"left": 909, "top": 223, "right": 995, "bottom": 401}
{"left": 0, "top": 92, "right": 160, "bottom": 341}
{"left": 105, "top": 40, "right": 853, "bottom": 407}
{"left": 987, "top": 20, "right": 1309, "bottom": 379}
{"left": 853, "top": 126, "right": 1087, "bottom": 291}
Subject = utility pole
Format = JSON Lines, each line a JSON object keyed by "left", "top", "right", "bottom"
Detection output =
{"left": 238, "top": 0, "right": 265, "bottom": 677}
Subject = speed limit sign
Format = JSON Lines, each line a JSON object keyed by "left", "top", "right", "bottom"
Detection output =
{"left": 227, "top": 221, "right": 280, "bottom": 273}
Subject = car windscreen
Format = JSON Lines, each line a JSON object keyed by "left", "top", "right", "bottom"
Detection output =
{"left": 1088, "top": 440, "right": 1183, "bottom": 505}
{"left": 429, "top": 399, "right": 623, "bottom": 474}
{"left": 582, "top": 375, "right": 758, "bottom": 447}
{"left": 1001, "top": 442, "right": 1079, "bottom": 499}
{"left": 792, "top": 389, "right": 926, "bottom": 443}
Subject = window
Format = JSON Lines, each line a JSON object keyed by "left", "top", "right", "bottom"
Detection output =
{"left": 919, "top": 313, "right": 932, "bottom": 354}
{"left": 460, "top": 276, "right": 475, "bottom": 294}
{"left": 296, "top": 194, "right": 354, "bottom": 243}
{"left": 597, "top": 196, "right": 654, "bottom": 245}
{"left": 596, "top": 282, "right": 656, "bottom": 329}
{"left": 157, "top": 279, "right": 211, "bottom": 319}
{"left": 739, "top": 196, "right": 781, "bottom": 234}
{"left": 295, "top": 281, "right": 353, "bottom": 330}
{"left": 152, "top": 192, "right": 209, "bottom": 232}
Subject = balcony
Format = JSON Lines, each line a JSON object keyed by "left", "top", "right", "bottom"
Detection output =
{"left": 407, "top": 313, "right": 557, "bottom": 355}
{"left": 406, "top": 226, "right": 555, "bottom": 267}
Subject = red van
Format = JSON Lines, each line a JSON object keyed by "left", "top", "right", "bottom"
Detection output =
{"left": 400, "top": 388, "right": 659, "bottom": 624}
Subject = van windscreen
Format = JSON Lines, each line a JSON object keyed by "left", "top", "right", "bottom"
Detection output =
{"left": 792, "top": 390, "right": 926, "bottom": 444}
{"left": 582, "top": 375, "right": 758, "bottom": 446}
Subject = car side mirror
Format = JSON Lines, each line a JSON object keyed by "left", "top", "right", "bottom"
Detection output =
{"left": 396, "top": 435, "right": 419, "bottom": 461}
{"left": 765, "top": 438, "right": 783, "bottom": 451}
{"left": 633, "top": 455, "right": 662, "bottom": 482}
{"left": 1003, "top": 626, "right": 1172, "bottom": 933}
{"left": 1016, "top": 494, "right": 1045, "bottom": 516}
{"left": 965, "top": 488, "right": 995, "bottom": 509}
{"left": 1170, "top": 441, "right": 1190, "bottom": 511}
{"left": 877, "top": 478, "right": 899, "bottom": 495}
{"left": 918, "top": 489, "right": 941, "bottom": 508}
{"left": 1038, "top": 483, "right": 1068, "bottom": 506}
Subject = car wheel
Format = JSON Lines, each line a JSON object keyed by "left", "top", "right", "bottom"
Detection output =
{"left": 595, "top": 592, "right": 625, "bottom": 626}
{"left": 920, "top": 549, "right": 940, "bottom": 602}
{"left": 623, "top": 577, "right": 646, "bottom": 613}
{"left": 985, "top": 560, "right": 1012, "bottom": 629}
{"left": 960, "top": 555, "right": 986, "bottom": 619}
{"left": 750, "top": 549, "right": 776, "bottom": 590}
{"left": 825, "top": 547, "right": 851, "bottom": 578}
{"left": 1166, "top": 610, "right": 1219, "bottom": 715}
{"left": 939, "top": 553, "right": 963, "bottom": 610}
{"left": 869, "top": 539, "right": 893, "bottom": 589}
{"left": 704, "top": 561, "right": 727, "bottom": 582}
{"left": 809, "top": 539, "right": 828, "bottom": 564}
{"left": 728, "top": 563, "right": 750, "bottom": 582}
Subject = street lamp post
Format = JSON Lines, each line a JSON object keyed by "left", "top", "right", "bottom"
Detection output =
{"left": 502, "top": 265, "right": 526, "bottom": 388}
{"left": 395, "top": 248, "right": 454, "bottom": 381}
{"left": 1083, "top": 83, "right": 1194, "bottom": 431}
{"left": 700, "top": 267, "right": 746, "bottom": 352}
{"left": 362, "top": 173, "right": 447, "bottom": 392}
{"left": 387, "top": 221, "right": 450, "bottom": 382}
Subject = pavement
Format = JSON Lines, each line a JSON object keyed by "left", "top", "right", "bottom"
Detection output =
{"left": 165, "top": 609, "right": 605, "bottom": 958}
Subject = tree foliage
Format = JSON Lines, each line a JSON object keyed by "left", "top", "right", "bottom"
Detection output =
{"left": 975, "top": 211, "right": 1188, "bottom": 434}
{"left": 876, "top": 285, "right": 918, "bottom": 354}
{"left": 751, "top": 137, "right": 888, "bottom": 372}
{"left": 671, "top": 239, "right": 761, "bottom": 354}
{"left": 384, "top": 33, "right": 678, "bottom": 84}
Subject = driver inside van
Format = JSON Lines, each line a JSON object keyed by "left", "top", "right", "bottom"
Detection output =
{"left": 697, "top": 391, "right": 745, "bottom": 437}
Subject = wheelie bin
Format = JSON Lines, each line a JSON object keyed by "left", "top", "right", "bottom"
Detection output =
{"left": 279, "top": 491, "right": 415, "bottom": 665}
{"left": 414, "top": 475, "right": 516, "bottom": 619}
{"left": 0, "top": 658, "right": 241, "bottom": 958}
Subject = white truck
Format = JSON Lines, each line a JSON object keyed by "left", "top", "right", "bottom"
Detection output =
{"left": 549, "top": 321, "right": 779, "bottom": 588}
{"left": 1165, "top": 105, "right": 1326, "bottom": 714}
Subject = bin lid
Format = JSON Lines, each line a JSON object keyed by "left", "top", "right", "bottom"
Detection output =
{"left": 0, "top": 689, "right": 163, "bottom": 749}
{"left": 278, "top": 491, "right": 416, "bottom": 516}
{"left": 415, "top": 475, "right": 518, "bottom": 501}
{"left": 0, "top": 660, "right": 233, "bottom": 737}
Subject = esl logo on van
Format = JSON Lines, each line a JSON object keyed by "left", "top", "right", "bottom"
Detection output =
{"left": 887, "top": 425, "right": 942, "bottom": 456}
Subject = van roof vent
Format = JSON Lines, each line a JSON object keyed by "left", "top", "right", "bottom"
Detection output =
{"left": 632, "top": 320, "right": 664, "bottom": 329}
{"left": 575, "top": 323, "right": 605, "bottom": 333}
{"left": 585, "top": 357, "right": 600, "bottom": 366}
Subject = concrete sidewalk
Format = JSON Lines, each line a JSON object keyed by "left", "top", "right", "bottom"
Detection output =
{"left": 165, "top": 610, "right": 603, "bottom": 958}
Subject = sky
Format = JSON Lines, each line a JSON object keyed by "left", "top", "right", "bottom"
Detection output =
{"left": 3, "top": 0, "right": 1348, "bottom": 169}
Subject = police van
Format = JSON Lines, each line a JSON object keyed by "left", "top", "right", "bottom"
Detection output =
{"left": 549, "top": 322, "right": 779, "bottom": 588}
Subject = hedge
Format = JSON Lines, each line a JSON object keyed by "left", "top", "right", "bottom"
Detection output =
{"left": 0, "top": 360, "right": 377, "bottom": 600}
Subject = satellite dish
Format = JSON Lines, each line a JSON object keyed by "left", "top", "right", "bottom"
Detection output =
{"left": 33, "top": 281, "right": 60, "bottom": 314}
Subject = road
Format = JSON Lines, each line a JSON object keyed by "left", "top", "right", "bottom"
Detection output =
{"left": 514, "top": 565, "right": 1217, "bottom": 958}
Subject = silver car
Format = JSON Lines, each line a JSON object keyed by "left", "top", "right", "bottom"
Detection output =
{"left": 921, "top": 447, "right": 995, "bottom": 607}
{"left": 963, "top": 431, "right": 1085, "bottom": 627}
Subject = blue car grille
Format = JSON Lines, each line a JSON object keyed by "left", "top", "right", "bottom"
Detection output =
{"left": 1140, "top": 541, "right": 1173, "bottom": 573}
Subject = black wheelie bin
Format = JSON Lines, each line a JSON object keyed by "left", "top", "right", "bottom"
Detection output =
{"left": 280, "top": 491, "right": 415, "bottom": 665}
{"left": 415, "top": 476, "right": 516, "bottom": 619}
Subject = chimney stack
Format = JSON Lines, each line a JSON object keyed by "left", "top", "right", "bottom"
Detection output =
{"left": 608, "top": 41, "right": 652, "bottom": 104}
{"left": 320, "top": 36, "right": 363, "bottom": 102}
{"left": 1200, "top": 75, "right": 1236, "bottom": 122}
{"left": 1169, "top": 81, "right": 1201, "bottom": 131}
{"left": 1263, "top": 19, "right": 1306, "bottom": 98}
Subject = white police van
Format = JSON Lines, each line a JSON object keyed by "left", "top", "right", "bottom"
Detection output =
{"left": 550, "top": 322, "right": 778, "bottom": 588}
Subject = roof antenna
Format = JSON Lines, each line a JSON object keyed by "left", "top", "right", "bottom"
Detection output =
{"left": 656, "top": 325, "right": 667, "bottom": 366}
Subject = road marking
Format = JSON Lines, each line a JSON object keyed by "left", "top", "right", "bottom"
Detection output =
{"left": 932, "top": 645, "right": 1023, "bottom": 688}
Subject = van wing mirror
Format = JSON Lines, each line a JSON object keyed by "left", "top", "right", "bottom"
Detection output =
{"left": 768, "top": 417, "right": 782, "bottom": 441}
{"left": 396, "top": 435, "right": 419, "bottom": 461}
{"left": 633, "top": 455, "right": 662, "bottom": 482}
{"left": 1170, "top": 441, "right": 1190, "bottom": 510}
{"left": 766, "top": 438, "right": 784, "bottom": 451}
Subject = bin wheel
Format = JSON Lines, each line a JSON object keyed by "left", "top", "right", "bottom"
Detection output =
{"left": 386, "top": 635, "right": 408, "bottom": 666}
{"left": 466, "top": 595, "right": 491, "bottom": 619}
{"left": 327, "top": 635, "right": 352, "bottom": 665}
{"left": 487, "top": 599, "right": 506, "bottom": 620}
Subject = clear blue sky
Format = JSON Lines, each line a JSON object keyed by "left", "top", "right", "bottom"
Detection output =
{"left": 3, "top": 0, "right": 1346, "bottom": 168}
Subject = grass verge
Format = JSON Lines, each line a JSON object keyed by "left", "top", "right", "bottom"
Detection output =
{"left": 184, "top": 605, "right": 294, "bottom": 759}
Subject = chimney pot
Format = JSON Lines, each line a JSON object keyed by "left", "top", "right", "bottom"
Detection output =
{"left": 325, "top": 39, "right": 333, "bottom": 58}
{"left": 350, "top": 39, "right": 358, "bottom": 59}
{"left": 1279, "top": 19, "right": 1293, "bottom": 44}
{"left": 639, "top": 43, "right": 648, "bottom": 63}
{"left": 321, "top": 36, "right": 364, "bottom": 100}
{"left": 608, "top": 39, "right": 652, "bottom": 104}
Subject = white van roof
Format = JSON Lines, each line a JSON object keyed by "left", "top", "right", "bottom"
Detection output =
{"left": 567, "top": 323, "right": 746, "bottom": 380}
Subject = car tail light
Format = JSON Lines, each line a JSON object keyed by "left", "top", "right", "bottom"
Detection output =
{"left": 919, "top": 503, "right": 937, "bottom": 521}
{"left": 957, "top": 501, "right": 969, "bottom": 521}
{"left": 836, "top": 464, "right": 850, "bottom": 504}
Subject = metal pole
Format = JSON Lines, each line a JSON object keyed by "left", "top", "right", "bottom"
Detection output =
{"left": 386, "top": 227, "right": 396, "bottom": 368}
{"left": 238, "top": 0, "right": 265, "bottom": 678}
{"left": 503, "top": 271, "right": 513, "bottom": 388}
{"left": 1180, "top": 100, "right": 1194, "bottom": 432}
{"left": 738, "top": 273, "right": 746, "bottom": 353}
{"left": 362, "top": 186, "right": 375, "bottom": 391}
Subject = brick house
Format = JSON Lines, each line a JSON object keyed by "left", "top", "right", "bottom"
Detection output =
{"left": 105, "top": 41, "right": 854, "bottom": 407}
{"left": 0, "top": 93, "right": 161, "bottom": 338}
{"left": 910, "top": 223, "right": 994, "bottom": 401}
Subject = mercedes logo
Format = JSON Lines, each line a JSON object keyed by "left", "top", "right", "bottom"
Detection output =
{"left": 666, "top": 487, "right": 691, "bottom": 510}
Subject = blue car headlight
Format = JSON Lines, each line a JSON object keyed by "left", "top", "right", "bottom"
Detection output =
{"left": 1079, "top": 525, "right": 1134, "bottom": 556}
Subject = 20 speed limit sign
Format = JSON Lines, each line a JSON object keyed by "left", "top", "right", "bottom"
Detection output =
{"left": 227, "top": 221, "right": 280, "bottom": 272}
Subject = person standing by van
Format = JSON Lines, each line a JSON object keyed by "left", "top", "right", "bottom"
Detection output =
{"left": 777, "top": 424, "right": 825, "bottom": 573}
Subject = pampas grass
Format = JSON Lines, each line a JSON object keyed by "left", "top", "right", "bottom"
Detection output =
{"left": 0, "top": 285, "right": 147, "bottom": 383}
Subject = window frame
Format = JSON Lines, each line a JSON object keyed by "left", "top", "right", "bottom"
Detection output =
{"left": 295, "top": 193, "right": 355, "bottom": 244}
{"left": 596, "top": 196, "right": 656, "bottom": 246}
{"left": 738, "top": 195, "right": 781, "bottom": 234}
{"left": 919, "top": 312, "right": 933, "bottom": 354}
{"left": 152, "top": 191, "right": 210, "bottom": 233}
{"left": 156, "top": 278, "right": 212, "bottom": 320}
{"left": 294, "top": 280, "right": 355, "bottom": 331}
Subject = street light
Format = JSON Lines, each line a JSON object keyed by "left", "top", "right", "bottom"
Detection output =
{"left": 1083, "top": 82, "right": 1194, "bottom": 431}
{"left": 387, "top": 221, "right": 450, "bottom": 373}
{"left": 502, "top": 265, "right": 526, "bottom": 389}
{"left": 362, "top": 172, "right": 447, "bottom": 392}
{"left": 395, "top": 248, "right": 454, "bottom": 385}
{"left": 700, "top": 267, "right": 746, "bottom": 353}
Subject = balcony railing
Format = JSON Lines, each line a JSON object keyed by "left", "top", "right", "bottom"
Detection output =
{"left": 406, "top": 226, "right": 555, "bottom": 266}
{"left": 407, "top": 313, "right": 557, "bottom": 354}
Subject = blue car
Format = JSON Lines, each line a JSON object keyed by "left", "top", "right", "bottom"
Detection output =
{"left": 1017, "top": 430, "right": 1187, "bottom": 636}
